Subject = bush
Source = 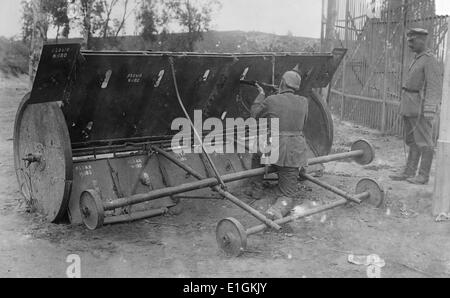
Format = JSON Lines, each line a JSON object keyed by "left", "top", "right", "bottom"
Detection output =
{"left": 0, "top": 37, "right": 30, "bottom": 77}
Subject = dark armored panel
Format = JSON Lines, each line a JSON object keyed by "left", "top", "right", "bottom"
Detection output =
{"left": 15, "top": 44, "right": 346, "bottom": 224}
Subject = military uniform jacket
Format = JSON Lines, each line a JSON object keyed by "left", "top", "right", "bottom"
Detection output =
{"left": 400, "top": 50, "right": 443, "bottom": 117}
{"left": 251, "top": 91, "right": 309, "bottom": 168}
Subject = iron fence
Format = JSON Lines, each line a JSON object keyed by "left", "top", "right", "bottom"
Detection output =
{"left": 321, "top": 0, "right": 448, "bottom": 135}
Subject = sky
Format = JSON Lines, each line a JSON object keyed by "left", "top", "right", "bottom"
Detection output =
{"left": 0, "top": 0, "right": 450, "bottom": 39}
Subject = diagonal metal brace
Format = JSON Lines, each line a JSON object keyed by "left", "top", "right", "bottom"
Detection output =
{"left": 300, "top": 173, "right": 362, "bottom": 204}
{"left": 151, "top": 146, "right": 282, "bottom": 231}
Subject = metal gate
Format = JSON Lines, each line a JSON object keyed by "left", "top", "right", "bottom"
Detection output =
{"left": 321, "top": 0, "right": 448, "bottom": 135}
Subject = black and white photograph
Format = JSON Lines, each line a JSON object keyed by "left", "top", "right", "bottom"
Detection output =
{"left": 0, "top": 0, "right": 449, "bottom": 281}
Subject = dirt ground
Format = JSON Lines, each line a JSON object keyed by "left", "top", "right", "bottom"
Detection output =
{"left": 1, "top": 74, "right": 449, "bottom": 278}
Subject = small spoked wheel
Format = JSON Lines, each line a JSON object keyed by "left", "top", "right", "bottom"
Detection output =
{"left": 356, "top": 178, "right": 385, "bottom": 208}
{"left": 80, "top": 190, "right": 105, "bottom": 231}
{"left": 351, "top": 140, "right": 375, "bottom": 165}
{"left": 216, "top": 218, "right": 247, "bottom": 257}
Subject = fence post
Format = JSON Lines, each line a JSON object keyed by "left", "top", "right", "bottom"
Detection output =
{"left": 381, "top": 2, "right": 392, "bottom": 134}
{"left": 433, "top": 17, "right": 450, "bottom": 217}
{"left": 321, "top": 0, "right": 326, "bottom": 52}
{"left": 320, "top": 0, "right": 326, "bottom": 98}
{"left": 397, "top": 0, "right": 408, "bottom": 136}
{"left": 324, "top": 0, "right": 338, "bottom": 52}
{"left": 341, "top": 0, "right": 350, "bottom": 121}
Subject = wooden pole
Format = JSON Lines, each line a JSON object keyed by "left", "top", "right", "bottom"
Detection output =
{"left": 325, "top": 0, "right": 337, "bottom": 52}
{"left": 341, "top": 0, "right": 350, "bottom": 121}
{"left": 381, "top": 2, "right": 391, "bottom": 134}
{"left": 433, "top": 17, "right": 450, "bottom": 217}
{"left": 320, "top": 0, "right": 327, "bottom": 97}
{"left": 323, "top": 0, "right": 337, "bottom": 104}
{"left": 321, "top": 0, "right": 326, "bottom": 52}
{"left": 399, "top": 0, "right": 408, "bottom": 98}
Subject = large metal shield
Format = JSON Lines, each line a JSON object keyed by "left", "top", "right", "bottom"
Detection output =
{"left": 27, "top": 45, "right": 345, "bottom": 157}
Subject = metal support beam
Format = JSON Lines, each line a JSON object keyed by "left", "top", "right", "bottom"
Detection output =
{"left": 102, "top": 144, "right": 371, "bottom": 212}
{"left": 246, "top": 190, "right": 370, "bottom": 236}
{"left": 103, "top": 167, "right": 276, "bottom": 211}
{"left": 308, "top": 150, "right": 364, "bottom": 165}
{"left": 152, "top": 146, "right": 282, "bottom": 230}
{"left": 300, "top": 173, "right": 363, "bottom": 204}
{"left": 104, "top": 208, "right": 169, "bottom": 225}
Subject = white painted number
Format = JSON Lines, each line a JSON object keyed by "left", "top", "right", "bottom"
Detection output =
{"left": 155, "top": 70, "right": 165, "bottom": 87}
{"left": 102, "top": 70, "right": 112, "bottom": 89}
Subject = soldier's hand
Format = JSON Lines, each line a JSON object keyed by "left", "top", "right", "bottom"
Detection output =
{"left": 423, "top": 104, "right": 438, "bottom": 122}
{"left": 423, "top": 111, "right": 436, "bottom": 122}
{"left": 255, "top": 83, "right": 265, "bottom": 95}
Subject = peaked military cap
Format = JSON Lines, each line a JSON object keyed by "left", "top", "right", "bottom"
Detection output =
{"left": 407, "top": 28, "right": 429, "bottom": 40}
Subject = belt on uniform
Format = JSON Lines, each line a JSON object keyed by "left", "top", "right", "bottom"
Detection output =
{"left": 402, "top": 87, "right": 420, "bottom": 94}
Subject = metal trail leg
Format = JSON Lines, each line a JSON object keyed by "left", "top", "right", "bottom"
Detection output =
{"left": 217, "top": 179, "right": 385, "bottom": 257}
{"left": 152, "top": 146, "right": 282, "bottom": 231}
{"left": 300, "top": 173, "right": 362, "bottom": 204}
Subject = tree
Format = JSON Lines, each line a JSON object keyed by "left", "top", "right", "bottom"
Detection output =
{"left": 29, "top": 0, "right": 48, "bottom": 86}
{"left": 73, "top": 0, "right": 132, "bottom": 49}
{"left": 163, "top": 0, "right": 221, "bottom": 51}
{"left": 111, "top": 0, "right": 130, "bottom": 38}
{"left": 96, "top": 0, "right": 120, "bottom": 39}
{"left": 92, "top": 0, "right": 131, "bottom": 39}
{"left": 136, "top": 0, "right": 161, "bottom": 42}
{"left": 24, "top": 0, "right": 69, "bottom": 84}
{"left": 42, "top": 0, "right": 70, "bottom": 41}
{"left": 21, "top": 0, "right": 34, "bottom": 43}
{"left": 22, "top": 0, "right": 70, "bottom": 43}
{"left": 77, "top": 0, "right": 95, "bottom": 49}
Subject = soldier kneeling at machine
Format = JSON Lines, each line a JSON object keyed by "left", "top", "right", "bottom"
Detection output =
{"left": 251, "top": 71, "right": 309, "bottom": 220}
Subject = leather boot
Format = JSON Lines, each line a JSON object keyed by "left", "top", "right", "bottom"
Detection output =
{"left": 390, "top": 146, "right": 420, "bottom": 181}
{"left": 407, "top": 148, "right": 434, "bottom": 185}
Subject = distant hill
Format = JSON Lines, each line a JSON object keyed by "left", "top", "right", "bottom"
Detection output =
{"left": 60, "top": 30, "right": 320, "bottom": 53}
{"left": 196, "top": 31, "right": 319, "bottom": 53}
{"left": 161, "top": 30, "right": 319, "bottom": 53}
{"left": 0, "top": 31, "right": 320, "bottom": 76}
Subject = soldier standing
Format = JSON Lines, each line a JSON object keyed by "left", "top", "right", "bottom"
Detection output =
{"left": 390, "top": 28, "right": 443, "bottom": 185}
{"left": 251, "top": 71, "right": 309, "bottom": 219}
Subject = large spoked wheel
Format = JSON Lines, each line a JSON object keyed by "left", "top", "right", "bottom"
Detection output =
{"left": 216, "top": 218, "right": 247, "bottom": 257}
{"left": 356, "top": 178, "right": 385, "bottom": 208}
{"left": 13, "top": 93, "right": 73, "bottom": 223}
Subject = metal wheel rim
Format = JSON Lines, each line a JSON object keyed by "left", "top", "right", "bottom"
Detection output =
{"left": 351, "top": 139, "right": 375, "bottom": 165}
{"left": 216, "top": 218, "right": 247, "bottom": 257}
{"left": 356, "top": 178, "right": 385, "bottom": 208}
{"left": 80, "top": 190, "right": 105, "bottom": 230}
{"left": 13, "top": 94, "right": 73, "bottom": 223}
